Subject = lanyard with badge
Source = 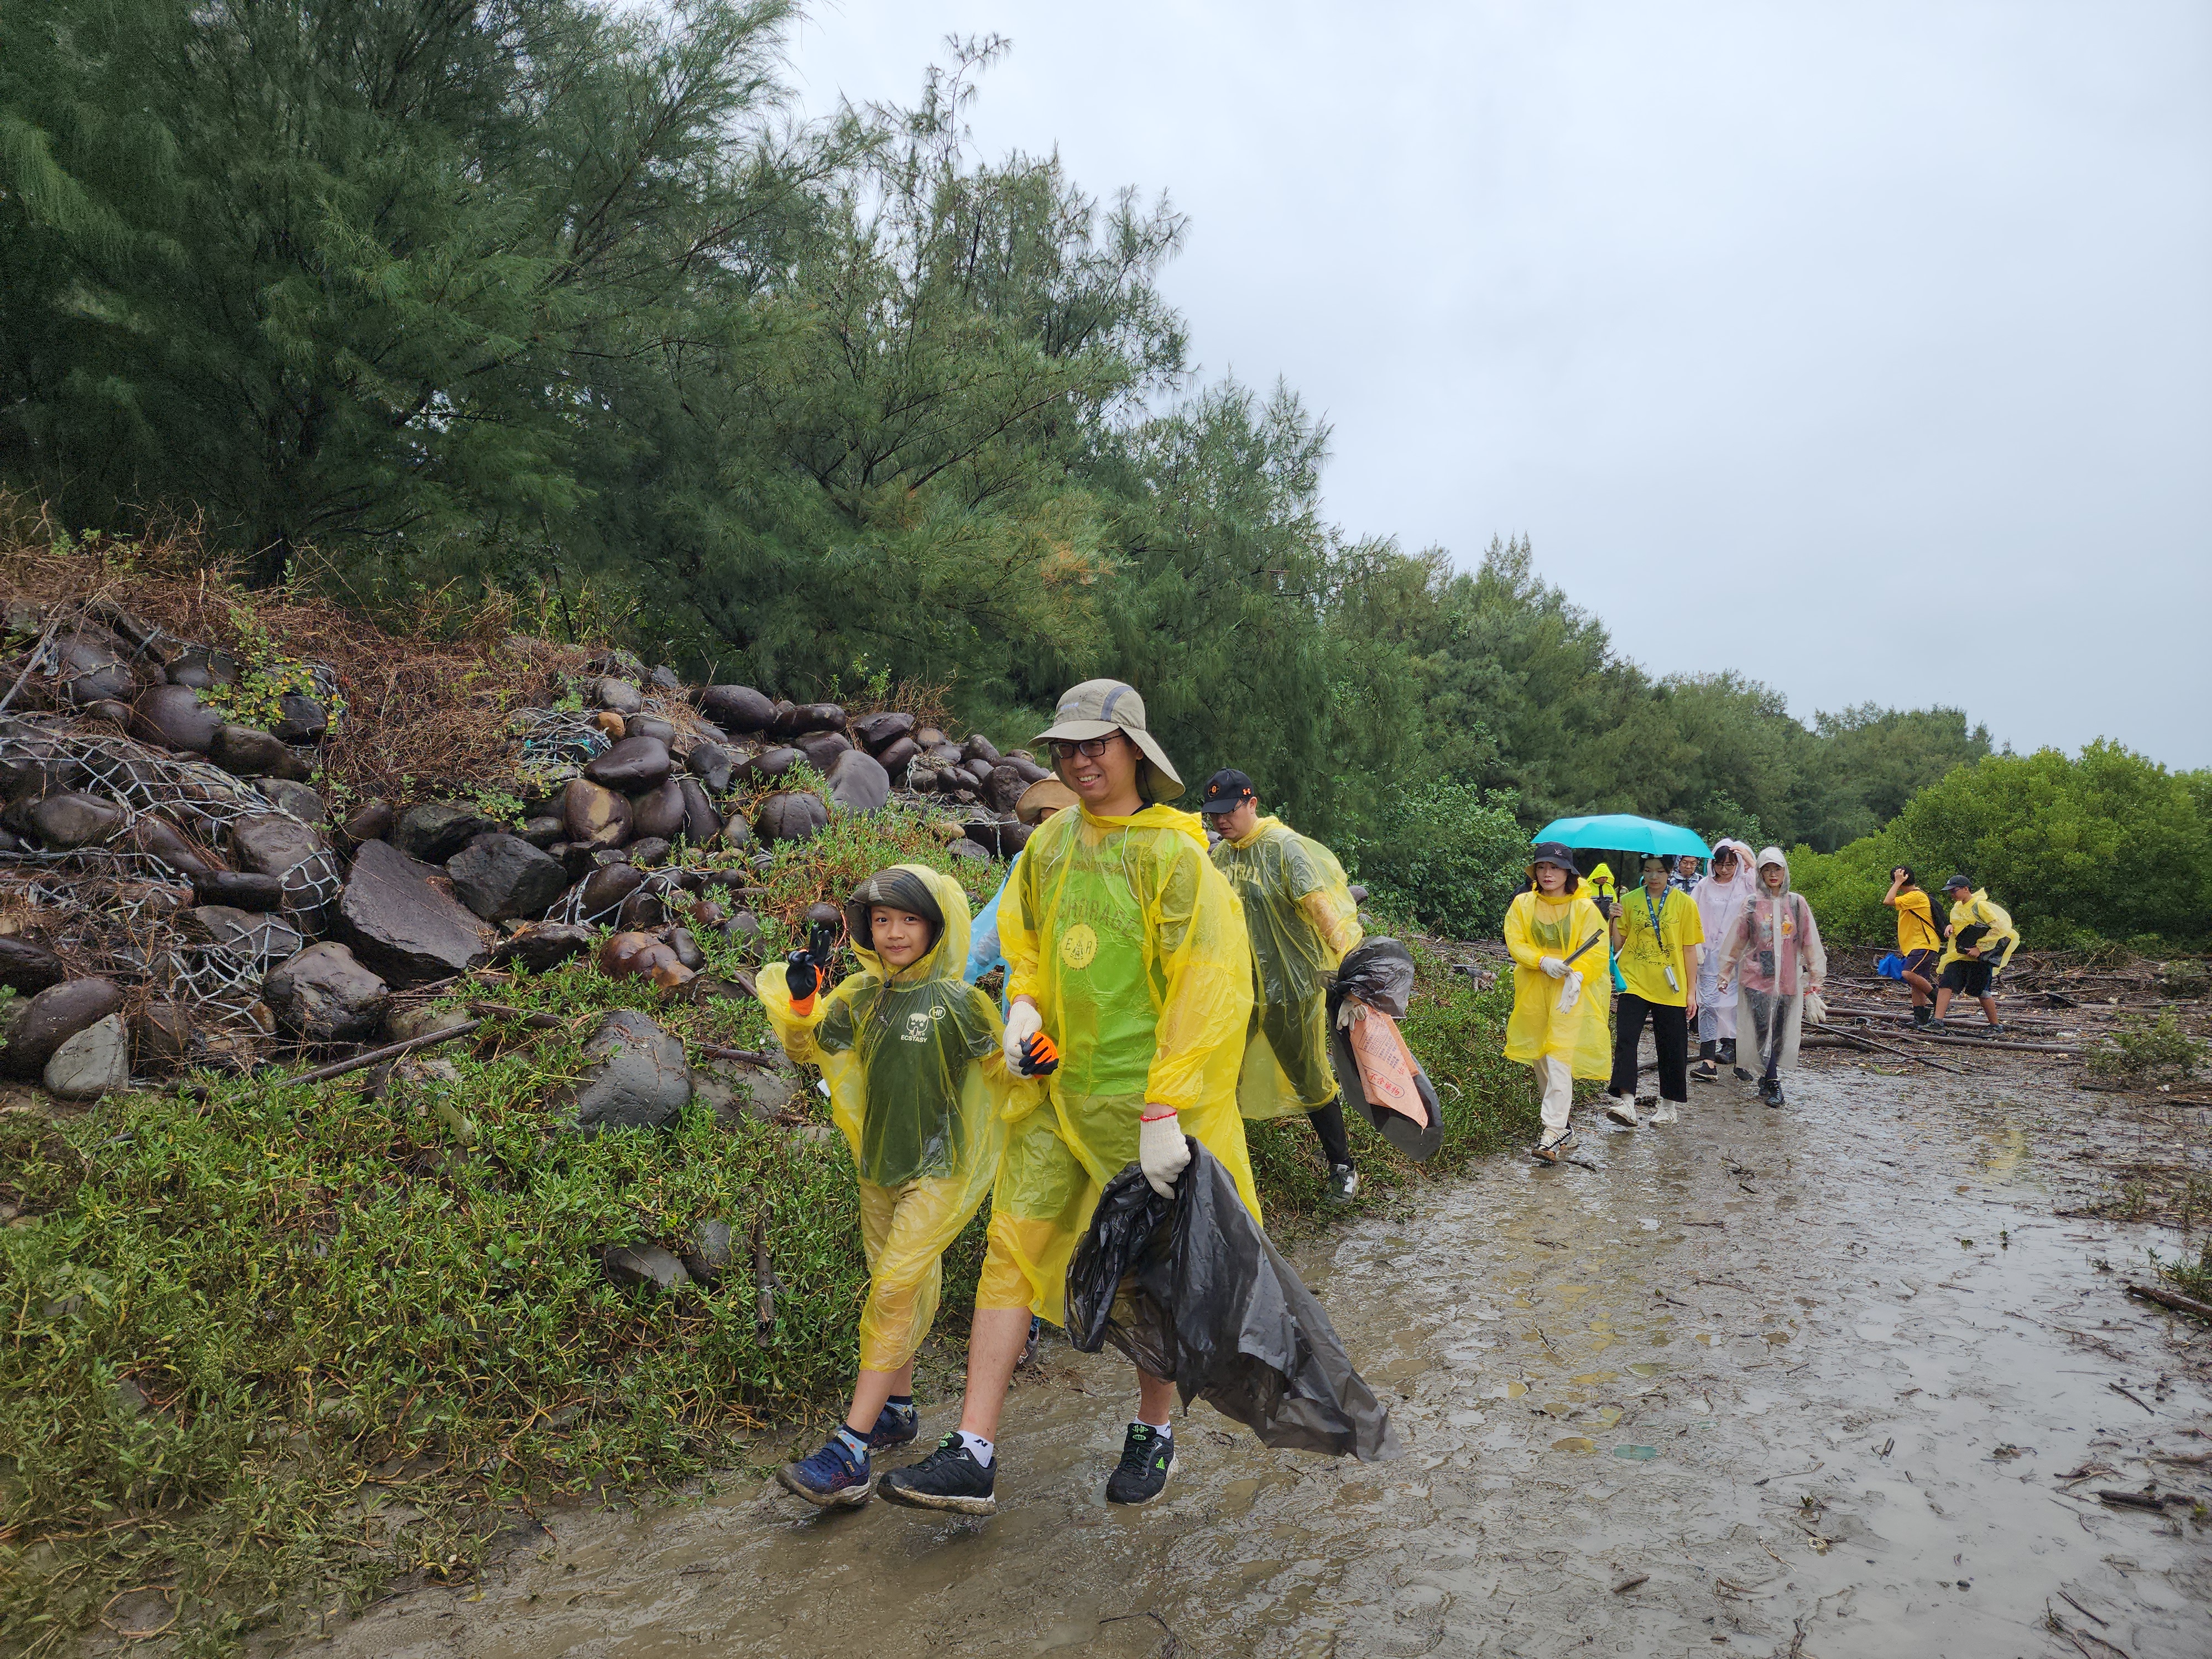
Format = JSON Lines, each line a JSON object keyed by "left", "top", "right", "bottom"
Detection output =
{"left": 1642, "top": 885, "right": 1679, "bottom": 993}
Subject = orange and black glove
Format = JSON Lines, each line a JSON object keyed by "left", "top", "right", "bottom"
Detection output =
{"left": 1015, "top": 1031, "right": 1059, "bottom": 1077}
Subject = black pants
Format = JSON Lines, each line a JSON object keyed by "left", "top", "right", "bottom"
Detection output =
{"left": 1307, "top": 1097, "right": 1353, "bottom": 1169}
{"left": 1611, "top": 994, "right": 1689, "bottom": 1103}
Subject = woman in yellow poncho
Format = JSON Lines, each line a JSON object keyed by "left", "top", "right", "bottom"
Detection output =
{"left": 881, "top": 679, "right": 1255, "bottom": 1518}
{"left": 1503, "top": 841, "right": 1613, "bottom": 1164}
{"left": 755, "top": 864, "right": 1021, "bottom": 1508}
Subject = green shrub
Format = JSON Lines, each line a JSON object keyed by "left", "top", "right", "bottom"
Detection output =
{"left": 1345, "top": 781, "right": 1528, "bottom": 940}
{"left": 2085, "top": 1010, "right": 2207, "bottom": 1088}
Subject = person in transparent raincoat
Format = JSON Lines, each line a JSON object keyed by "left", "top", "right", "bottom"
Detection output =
{"left": 1199, "top": 768, "right": 1366, "bottom": 1202}
{"left": 757, "top": 864, "right": 1021, "bottom": 1507}
{"left": 880, "top": 679, "right": 1256, "bottom": 1517}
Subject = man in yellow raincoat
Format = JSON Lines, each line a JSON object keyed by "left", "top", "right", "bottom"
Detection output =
{"left": 1503, "top": 841, "right": 1613, "bottom": 1163}
{"left": 1933, "top": 874, "right": 2020, "bottom": 1034}
{"left": 755, "top": 865, "right": 1021, "bottom": 1506}
{"left": 881, "top": 680, "right": 1255, "bottom": 1516}
{"left": 1201, "top": 768, "right": 1365, "bottom": 1201}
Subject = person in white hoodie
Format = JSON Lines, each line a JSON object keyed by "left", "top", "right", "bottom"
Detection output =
{"left": 1690, "top": 839, "right": 1756, "bottom": 1084}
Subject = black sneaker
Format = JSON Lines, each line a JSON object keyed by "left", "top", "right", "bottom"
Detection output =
{"left": 1690, "top": 1058, "right": 1719, "bottom": 1084}
{"left": 1733, "top": 1066, "right": 1756, "bottom": 1083}
{"left": 878, "top": 1433, "right": 997, "bottom": 1515}
{"left": 1104, "top": 1423, "right": 1176, "bottom": 1505}
{"left": 1325, "top": 1163, "right": 1360, "bottom": 1202}
{"left": 1760, "top": 1078, "right": 1785, "bottom": 1108}
{"left": 1911, "top": 1007, "right": 1933, "bottom": 1028}
{"left": 1720, "top": 1039, "right": 1738, "bottom": 1066}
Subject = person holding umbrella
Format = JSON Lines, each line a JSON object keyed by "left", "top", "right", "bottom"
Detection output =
{"left": 1503, "top": 842, "right": 1614, "bottom": 1163}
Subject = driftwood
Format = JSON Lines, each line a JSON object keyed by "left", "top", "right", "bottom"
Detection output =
{"left": 2125, "top": 1280, "right": 2212, "bottom": 1321}
{"left": 694, "top": 1042, "right": 773, "bottom": 1066}
{"left": 1822, "top": 1027, "right": 1970, "bottom": 1076}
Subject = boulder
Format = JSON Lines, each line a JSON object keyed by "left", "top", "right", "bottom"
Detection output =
{"left": 183, "top": 906, "right": 306, "bottom": 963}
{"left": 3, "top": 978, "right": 126, "bottom": 1079}
{"left": 648, "top": 665, "right": 682, "bottom": 692}
{"left": 585, "top": 735, "right": 673, "bottom": 791}
{"left": 166, "top": 645, "right": 241, "bottom": 691}
{"left": 723, "top": 910, "right": 761, "bottom": 946}
{"left": 755, "top": 790, "right": 828, "bottom": 846}
{"left": 0, "top": 938, "right": 67, "bottom": 995}
{"left": 259, "top": 779, "right": 325, "bottom": 822}
{"left": 742, "top": 745, "right": 799, "bottom": 781}
{"left": 125, "top": 813, "right": 213, "bottom": 876}
{"left": 795, "top": 731, "right": 852, "bottom": 772}
{"left": 597, "top": 930, "right": 694, "bottom": 988}
{"left": 561, "top": 779, "right": 631, "bottom": 848}
{"left": 698, "top": 684, "right": 774, "bottom": 732}
{"left": 448, "top": 833, "right": 567, "bottom": 922}
{"left": 557, "top": 1009, "right": 692, "bottom": 1131}
{"left": 342, "top": 800, "right": 395, "bottom": 844}
{"left": 686, "top": 741, "right": 733, "bottom": 793}
{"left": 391, "top": 801, "right": 498, "bottom": 864}
{"left": 925, "top": 742, "right": 964, "bottom": 765}
{"left": 616, "top": 889, "right": 666, "bottom": 931}
{"left": 627, "top": 716, "right": 676, "bottom": 745}
{"left": 43, "top": 1014, "right": 130, "bottom": 1100}
{"left": 602, "top": 1244, "right": 691, "bottom": 1293}
{"left": 331, "top": 840, "right": 497, "bottom": 987}
{"left": 666, "top": 926, "right": 706, "bottom": 972}
{"left": 914, "top": 726, "right": 948, "bottom": 750}
{"left": 54, "top": 630, "right": 133, "bottom": 704}
{"left": 628, "top": 779, "right": 687, "bottom": 842}
{"left": 678, "top": 1218, "right": 734, "bottom": 1287}
{"left": 82, "top": 700, "right": 132, "bottom": 728}
{"left": 962, "top": 733, "right": 1003, "bottom": 766}
{"left": 947, "top": 838, "right": 989, "bottom": 863}
{"left": 875, "top": 735, "right": 920, "bottom": 776}
{"left": 592, "top": 711, "right": 625, "bottom": 739}
{"left": 1005, "top": 754, "right": 1052, "bottom": 784}
{"left": 907, "top": 765, "right": 940, "bottom": 794}
{"left": 627, "top": 837, "right": 672, "bottom": 868}
{"left": 782, "top": 701, "right": 846, "bottom": 737}
{"left": 854, "top": 711, "right": 916, "bottom": 751}
{"left": 191, "top": 869, "right": 288, "bottom": 911}
{"left": 210, "top": 724, "right": 310, "bottom": 781}
{"left": 271, "top": 692, "right": 328, "bottom": 744}
{"left": 127, "top": 685, "right": 222, "bottom": 754}
{"left": 826, "top": 749, "right": 890, "bottom": 814}
{"left": 518, "top": 815, "right": 565, "bottom": 849}
{"left": 264, "top": 942, "right": 390, "bottom": 1042}
{"left": 596, "top": 676, "right": 644, "bottom": 715}
{"left": 577, "top": 862, "right": 643, "bottom": 919}
{"left": 719, "top": 813, "right": 755, "bottom": 852}
{"left": 130, "top": 1002, "right": 194, "bottom": 1068}
{"left": 984, "top": 763, "right": 1031, "bottom": 815}
{"left": 489, "top": 921, "right": 595, "bottom": 973}
{"left": 676, "top": 778, "right": 719, "bottom": 845}
{"left": 28, "top": 792, "right": 126, "bottom": 849}
{"left": 230, "top": 812, "right": 322, "bottom": 878}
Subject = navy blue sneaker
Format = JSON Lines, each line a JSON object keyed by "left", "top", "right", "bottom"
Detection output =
{"left": 863, "top": 1400, "right": 919, "bottom": 1450}
{"left": 777, "top": 1435, "right": 872, "bottom": 1508}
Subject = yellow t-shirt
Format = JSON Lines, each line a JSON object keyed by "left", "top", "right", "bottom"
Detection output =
{"left": 1615, "top": 884, "right": 1704, "bottom": 1006}
{"left": 1892, "top": 888, "right": 1941, "bottom": 953}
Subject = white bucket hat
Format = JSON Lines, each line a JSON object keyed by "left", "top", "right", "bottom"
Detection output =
{"left": 1033, "top": 679, "right": 1184, "bottom": 803}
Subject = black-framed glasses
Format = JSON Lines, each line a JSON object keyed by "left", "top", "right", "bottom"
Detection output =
{"left": 1048, "top": 735, "right": 1121, "bottom": 760}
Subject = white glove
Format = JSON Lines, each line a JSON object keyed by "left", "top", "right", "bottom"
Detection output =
{"left": 1002, "top": 1000, "right": 1042, "bottom": 1073}
{"left": 1335, "top": 996, "right": 1366, "bottom": 1030}
{"left": 1539, "top": 956, "right": 1568, "bottom": 979}
{"left": 1557, "top": 970, "right": 1584, "bottom": 1013}
{"left": 1138, "top": 1109, "right": 1191, "bottom": 1198}
{"left": 1805, "top": 991, "right": 1829, "bottom": 1026}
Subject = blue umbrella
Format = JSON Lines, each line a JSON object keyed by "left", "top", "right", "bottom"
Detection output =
{"left": 1532, "top": 813, "right": 1712, "bottom": 859}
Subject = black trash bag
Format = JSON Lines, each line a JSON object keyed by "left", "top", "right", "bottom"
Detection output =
{"left": 1327, "top": 937, "right": 1444, "bottom": 1160}
{"left": 1066, "top": 1140, "right": 1400, "bottom": 1462}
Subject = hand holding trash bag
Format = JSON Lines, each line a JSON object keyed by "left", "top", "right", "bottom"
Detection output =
{"left": 1326, "top": 939, "right": 1444, "bottom": 1161}
{"left": 1138, "top": 1108, "right": 1190, "bottom": 1196}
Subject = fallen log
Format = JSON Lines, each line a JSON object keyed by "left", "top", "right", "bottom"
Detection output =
{"left": 2125, "top": 1280, "right": 2212, "bottom": 1322}
{"left": 1823, "top": 1027, "right": 1970, "bottom": 1076}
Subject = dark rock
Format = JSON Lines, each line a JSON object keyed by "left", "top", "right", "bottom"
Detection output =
{"left": 986, "top": 763, "right": 1032, "bottom": 814}
{"left": 210, "top": 724, "right": 311, "bottom": 781}
{"left": 29, "top": 792, "right": 126, "bottom": 849}
{"left": 947, "top": 838, "right": 989, "bottom": 862}
{"left": 963, "top": 733, "right": 1003, "bottom": 766}
{"left": 549, "top": 842, "right": 599, "bottom": 881}
{"left": 925, "top": 742, "right": 964, "bottom": 765}
{"left": 271, "top": 692, "right": 327, "bottom": 744}
{"left": 773, "top": 701, "right": 843, "bottom": 737}
{"left": 383, "top": 1004, "right": 474, "bottom": 1044}
{"left": 698, "top": 684, "right": 774, "bottom": 732}
{"left": 519, "top": 815, "right": 565, "bottom": 848}
{"left": 131, "top": 1002, "right": 194, "bottom": 1067}
{"left": 615, "top": 889, "right": 666, "bottom": 931}
{"left": 561, "top": 779, "right": 631, "bottom": 848}
{"left": 589, "top": 647, "right": 649, "bottom": 684}
{"left": 854, "top": 710, "right": 916, "bottom": 750}
{"left": 127, "top": 684, "right": 222, "bottom": 754}
{"left": 54, "top": 629, "right": 133, "bottom": 704}
{"left": 627, "top": 837, "right": 672, "bottom": 868}
{"left": 448, "top": 833, "right": 568, "bottom": 921}
{"left": 963, "top": 820, "right": 1027, "bottom": 858}
{"left": 259, "top": 779, "right": 325, "bottom": 822}
{"left": 184, "top": 906, "right": 306, "bottom": 962}
{"left": 191, "top": 869, "right": 288, "bottom": 910}
{"left": 795, "top": 730, "right": 852, "bottom": 772}
{"left": 963, "top": 758, "right": 997, "bottom": 792}
{"left": 123, "top": 815, "right": 213, "bottom": 878}
{"left": 719, "top": 814, "right": 754, "bottom": 852}
{"left": 4, "top": 978, "right": 126, "bottom": 1078}
{"left": 628, "top": 716, "right": 676, "bottom": 745}
{"left": 741, "top": 745, "right": 799, "bottom": 781}
{"left": 875, "top": 736, "right": 921, "bottom": 776}
{"left": 331, "top": 840, "right": 497, "bottom": 987}
{"left": 81, "top": 700, "right": 132, "bottom": 728}
{"left": 1005, "top": 754, "right": 1052, "bottom": 785}
{"left": 342, "top": 800, "right": 395, "bottom": 844}
{"left": 907, "top": 765, "right": 940, "bottom": 794}
{"left": 628, "top": 779, "right": 687, "bottom": 842}
{"left": 914, "top": 727, "right": 948, "bottom": 749}
{"left": 679, "top": 1218, "right": 733, "bottom": 1286}
{"left": 44, "top": 1013, "right": 130, "bottom": 1099}
{"left": 755, "top": 790, "right": 828, "bottom": 846}
{"left": 602, "top": 1244, "right": 691, "bottom": 1293}
{"left": 264, "top": 942, "right": 390, "bottom": 1042}
{"left": 557, "top": 1008, "right": 692, "bottom": 1131}
{"left": 666, "top": 927, "right": 706, "bottom": 971}
{"left": 577, "top": 862, "right": 643, "bottom": 919}
{"left": 596, "top": 676, "right": 644, "bottom": 715}
{"left": 677, "top": 778, "right": 719, "bottom": 844}
{"left": 827, "top": 749, "right": 890, "bottom": 813}
{"left": 0, "top": 938, "right": 67, "bottom": 995}
{"left": 392, "top": 801, "right": 498, "bottom": 864}
{"left": 166, "top": 645, "right": 241, "bottom": 691}
{"left": 686, "top": 742, "right": 733, "bottom": 793}
{"left": 723, "top": 910, "right": 761, "bottom": 945}
{"left": 648, "top": 665, "right": 682, "bottom": 692}
{"left": 489, "top": 921, "right": 595, "bottom": 973}
{"left": 585, "top": 735, "right": 673, "bottom": 791}
{"left": 230, "top": 812, "right": 323, "bottom": 878}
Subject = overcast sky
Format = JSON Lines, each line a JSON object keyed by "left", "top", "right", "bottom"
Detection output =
{"left": 784, "top": 2, "right": 2212, "bottom": 768}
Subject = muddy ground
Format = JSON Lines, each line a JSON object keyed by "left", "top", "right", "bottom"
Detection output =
{"left": 311, "top": 1057, "right": 2211, "bottom": 1659}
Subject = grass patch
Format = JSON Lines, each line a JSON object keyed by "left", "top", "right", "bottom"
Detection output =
{"left": 0, "top": 880, "right": 1530, "bottom": 1654}
{"left": 2084, "top": 1009, "right": 2207, "bottom": 1089}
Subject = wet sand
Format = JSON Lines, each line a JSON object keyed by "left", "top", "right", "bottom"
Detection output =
{"left": 315, "top": 1065, "right": 2211, "bottom": 1658}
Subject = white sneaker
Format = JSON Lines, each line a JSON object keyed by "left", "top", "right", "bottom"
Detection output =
{"left": 1604, "top": 1097, "right": 1640, "bottom": 1128}
{"left": 1651, "top": 1101, "right": 1679, "bottom": 1124}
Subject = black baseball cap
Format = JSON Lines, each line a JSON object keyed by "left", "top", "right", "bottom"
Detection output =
{"left": 1200, "top": 768, "right": 1258, "bottom": 815}
{"left": 1945, "top": 874, "right": 1973, "bottom": 892}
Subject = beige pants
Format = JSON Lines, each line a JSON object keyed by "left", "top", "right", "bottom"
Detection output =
{"left": 1537, "top": 1055, "right": 1574, "bottom": 1133}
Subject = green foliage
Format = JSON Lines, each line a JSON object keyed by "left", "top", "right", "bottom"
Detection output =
{"left": 2085, "top": 1010, "right": 2206, "bottom": 1087}
{"left": 1345, "top": 782, "right": 1530, "bottom": 939}
{"left": 1792, "top": 742, "right": 2212, "bottom": 949}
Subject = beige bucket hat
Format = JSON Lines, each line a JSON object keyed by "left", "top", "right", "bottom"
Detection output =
{"left": 1014, "top": 778, "right": 1079, "bottom": 825}
{"left": 1034, "top": 679, "right": 1185, "bottom": 803}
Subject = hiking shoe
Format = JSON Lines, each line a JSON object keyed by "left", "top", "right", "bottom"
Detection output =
{"left": 862, "top": 1400, "right": 919, "bottom": 1450}
{"left": 1530, "top": 1128, "right": 1577, "bottom": 1165}
{"left": 1981, "top": 1024, "right": 2006, "bottom": 1039}
{"left": 1911, "top": 1007, "right": 1933, "bottom": 1028}
{"left": 1326, "top": 1164, "right": 1360, "bottom": 1203}
{"left": 778, "top": 1436, "right": 872, "bottom": 1509}
{"left": 1690, "top": 1059, "right": 1720, "bottom": 1084}
{"left": 1760, "top": 1078, "right": 1785, "bottom": 1108}
{"left": 1651, "top": 1100, "right": 1679, "bottom": 1124}
{"left": 1104, "top": 1424, "right": 1176, "bottom": 1505}
{"left": 1733, "top": 1066, "right": 1756, "bottom": 1083}
{"left": 1604, "top": 1096, "right": 1640, "bottom": 1128}
{"left": 878, "top": 1434, "right": 997, "bottom": 1515}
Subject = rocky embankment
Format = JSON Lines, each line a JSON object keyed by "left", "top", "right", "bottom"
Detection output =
{"left": 0, "top": 598, "right": 1047, "bottom": 1104}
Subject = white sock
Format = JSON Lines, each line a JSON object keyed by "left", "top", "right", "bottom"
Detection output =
{"left": 1139, "top": 1417, "right": 1172, "bottom": 1438}
{"left": 957, "top": 1429, "right": 995, "bottom": 1467}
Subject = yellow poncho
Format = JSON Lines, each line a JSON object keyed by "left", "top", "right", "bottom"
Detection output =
{"left": 1502, "top": 887, "right": 1612, "bottom": 1078}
